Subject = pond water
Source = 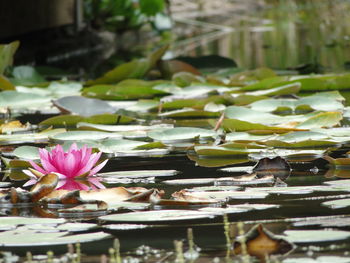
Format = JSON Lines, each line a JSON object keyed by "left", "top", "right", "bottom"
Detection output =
{"left": 171, "top": 0, "right": 350, "bottom": 72}
{"left": 2, "top": 1, "right": 350, "bottom": 263}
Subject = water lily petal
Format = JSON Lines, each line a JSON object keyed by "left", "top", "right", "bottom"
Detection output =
{"left": 64, "top": 152, "right": 78, "bottom": 178}
{"left": 23, "top": 179, "right": 38, "bottom": 187}
{"left": 76, "top": 152, "right": 101, "bottom": 176}
{"left": 69, "top": 143, "right": 78, "bottom": 152}
{"left": 88, "top": 177, "right": 106, "bottom": 189}
{"left": 88, "top": 159, "right": 108, "bottom": 176}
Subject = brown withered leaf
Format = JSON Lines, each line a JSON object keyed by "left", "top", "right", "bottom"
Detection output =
{"left": 41, "top": 190, "right": 84, "bottom": 205}
{"left": 0, "top": 120, "right": 29, "bottom": 133}
{"left": 80, "top": 187, "right": 164, "bottom": 205}
{"left": 0, "top": 188, "right": 32, "bottom": 204}
{"left": 233, "top": 224, "right": 294, "bottom": 258}
{"left": 30, "top": 173, "right": 59, "bottom": 202}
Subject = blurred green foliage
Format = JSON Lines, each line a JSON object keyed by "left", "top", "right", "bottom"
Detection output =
{"left": 84, "top": 0, "right": 166, "bottom": 32}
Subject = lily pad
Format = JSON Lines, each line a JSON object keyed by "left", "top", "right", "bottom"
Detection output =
{"left": 99, "top": 210, "right": 218, "bottom": 223}
{"left": 0, "top": 227, "right": 111, "bottom": 247}
{"left": 50, "top": 131, "right": 122, "bottom": 142}
{"left": 283, "top": 256, "right": 350, "bottom": 263}
{"left": 283, "top": 229, "right": 350, "bottom": 243}
{"left": 0, "top": 91, "right": 51, "bottom": 109}
{"left": 148, "top": 127, "right": 217, "bottom": 141}
{"left": 250, "top": 94, "right": 344, "bottom": 113}
{"left": 322, "top": 198, "right": 350, "bottom": 209}
{"left": 53, "top": 96, "right": 116, "bottom": 117}
{"left": 13, "top": 145, "right": 40, "bottom": 160}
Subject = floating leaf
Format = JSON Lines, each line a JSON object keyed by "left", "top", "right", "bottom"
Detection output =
{"left": 322, "top": 198, "right": 350, "bottom": 209}
{"left": 40, "top": 114, "right": 134, "bottom": 127}
{"left": 283, "top": 256, "right": 350, "bottom": 263}
{"left": 50, "top": 131, "right": 122, "bottom": 142}
{"left": 99, "top": 210, "right": 217, "bottom": 223}
{"left": 13, "top": 146, "right": 40, "bottom": 160}
{"left": 0, "top": 41, "right": 19, "bottom": 75}
{"left": 96, "top": 138, "right": 164, "bottom": 153}
{"left": 194, "top": 144, "right": 263, "bottom": 157}
{"left": 53, "top": 96, "right": 115, "bottom": 117}
{"left": 148, "top": 127, "right": 217, "bottom": 142}
{"left": 172, "top": 189, "right": 269, "bottom": 202}
{"left": 283, "top": 229, "right": 350, "bottom": 243}
{"left": 296, "top": 112, "right": 342, "bottom": 129}
{"left": 87, "top": 46, "right": 167, "bottom": 85}
{"left": 0, "top": 91, "right": 51, "bottom": 110}
{"left": 159, "top": 108, "right": 221, "bottom": 118}
{"left": 245, "top": 82, "right": 301, "bottom": 97}
{"left": 0, "top": 128, "right": 66, "bottom": 144}
{"left": 222, "top": 119, "right": 301, "bottom": 134}
{"left": 250, "top": 93, "right": 344, "bottom": 113}
{"left": 0, "top": 217, "right": 65, "bottom": 226}
{"left": 0, "top": 227, "right": 111, "bottom": 247}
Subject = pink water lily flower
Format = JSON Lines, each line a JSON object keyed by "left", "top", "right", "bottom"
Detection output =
{"left": 23, "top": 143, "right": 107, "bottom": 189}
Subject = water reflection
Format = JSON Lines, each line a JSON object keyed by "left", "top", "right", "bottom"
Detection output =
{"left": 56, "top": 177, "right": 105, "bottom": 190}
{"left": 173, "top": 0, "right": 350, "bottom": 71}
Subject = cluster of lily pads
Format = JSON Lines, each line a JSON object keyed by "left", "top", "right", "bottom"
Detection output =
{"left": 2, "top": 41, "right": 350, "bottom": 260}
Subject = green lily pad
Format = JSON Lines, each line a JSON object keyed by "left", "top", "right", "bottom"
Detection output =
{"left": 77, "top": 122, "right": 172, "bottom": 133}
{"left": 245, "top": 82, "right": 301, "bottom": 96}
{"left": 283, "top": 229, "right": 350, "bottom": 243}
{"left": 87, "top": 46, "right": 168, "bottom": 85}
{"left": 0, "top": 41, "right": 19, "bottom": 75}
{"left": 0, "top": 91, "right": 51, "bottom": 109}
{"left": 296, "top": 111, "right": 343, "bottom": 129}
{"left": 322, "top": 198, "right": 350, "bottom": 209}
{"left": 97, "top": 138, "right": 164, "bottom": 153}
{"left": 13, "top": 146, "right": 40, "bottom": 160}
{"left": 250, "top": 93, "right": 344, "bottom": 113}
{"left": 0, "top": 226, "right": 111, "bottom": 247}
{"left": 148, "top": 127, "right": 217, "bottom": 141}
{"left": 262, "top": 139, "right": 338, "bottom": 148}
{"left": 0, "top": 217, "right": 65, "bottom": 226}
{"left": 194, "top": 145, "right": 263, "bottom": 156}
{"left": 222, "top": 119, "right": 301, "bottom": 134}
{"left": 50, "top": 131, "right": 122, "bottom": 142}
{"left": 0, "top": 128, "right": 66, "bottom": 144}
{"left": 53, "top": 96, "right": 116, "bottom": 117}
{"left": 159, "top": 108, "right": 220, "bottom": 118}
{"left": 40, "top": 114, "right": 134, "bottom": 127}
{"left": 99, "top": 210, "right": 218, "bottom": 223}
{"left": 283, "top": 257, "right": 350, "bottom": 263}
